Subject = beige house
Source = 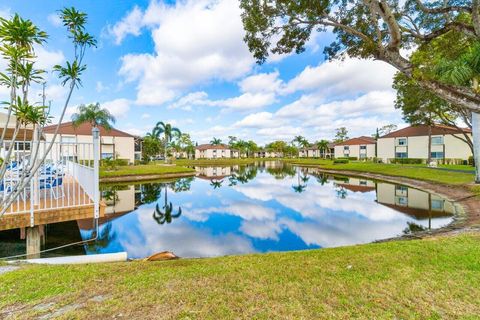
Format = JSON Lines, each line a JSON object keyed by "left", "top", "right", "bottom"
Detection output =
{"left": 195, "top": 144, "right": 239, "bottom": 159}
{"left": 43, "top": 122, "right": 136, "bottom": 164}
{"left": 334, "top": 136, "right": 376, "bottom": 159}
{"left": 253, "top": 150, "right": 283, "bottom": 158}
{"left": 377, "top": 125, "right": 472, "bottom": 163}
{"left": 299, "top": 147, "right": 320, "bottom": 158}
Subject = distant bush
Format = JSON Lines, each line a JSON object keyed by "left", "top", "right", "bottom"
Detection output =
{"left": 390, "top": 158, "right": 424, "bottom": 164}
{"left": 469, "top": 156, "right": 474, "bottom": 166}
{"left": 115, "top": 158, "right": 129, "bottom": 166}
{"left": 333, "top": 159, "right": 349, "bottom": 164}
{"left": 337, "top": 157, "right": 357, "bottom": 161}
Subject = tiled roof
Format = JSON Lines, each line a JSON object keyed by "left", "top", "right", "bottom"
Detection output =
{"left": 43, "top": 121, "right": 134, "bottom": 138}
{"left": 380, "top": 124, "right": 472, "bottom": 138}
{"left": 335, "top": 136, "right": 376, "bottom": 146}
{"left": 195, "top": 144, "right": 231, "bottom": 150}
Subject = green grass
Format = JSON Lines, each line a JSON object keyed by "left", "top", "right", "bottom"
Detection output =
{"left": 2, "top": 234, "right": 480, "bottom": 319}
{"left": 100, "top": 164, "right": 195, "bottom": 178}
{"left": 286, "top": 159, "right": 475, "bottom": 185}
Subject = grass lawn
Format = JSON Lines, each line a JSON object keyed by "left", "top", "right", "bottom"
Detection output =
{"left": 100, "top": 164, "right": 194, "bottom": 178}
{"left": 1, "top": 234, "right": 480, "bottom": 319}
{"left": 286, "top": 159, "right": 475, "bottom": 185}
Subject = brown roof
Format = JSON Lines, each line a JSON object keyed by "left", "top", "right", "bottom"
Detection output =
{"left": 43, "top": 121, "right": 134, "bottom": 138}
{"left": 196, "top": 144, "right": 232, "bottom": 150}
{"left": 335, "top": 136, "right": 376, "bottom": 146}
{"left": 381, "top": 124, "right": 472, "bottom": 139}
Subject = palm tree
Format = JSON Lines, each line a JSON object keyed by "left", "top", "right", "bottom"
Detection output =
{"left": 292, "top": 135, "right": 308, "bottom": 148}
{"left": 153, "top": 184, "right": 182, "bottom": 225}
{"left": 210, "top": 179, "right": 224, "bottom": 189}
{"left": 153, "top": 121, "right": 181, "bottom": 163}
{"left": 210, "top": 137, "right": 222, "bottom": 145}
{"left": 71, "top": 102, "right": 115, "bottom": 129}
{"left": 316, "top": 139, "right": 330, "bottom": 158}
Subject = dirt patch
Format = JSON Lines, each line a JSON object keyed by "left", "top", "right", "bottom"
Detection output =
{"left": 296, "top": 166, "right": 480, "bottom": 238}
{"left": 100, "top": 171, "right": 195, "bottom": 183}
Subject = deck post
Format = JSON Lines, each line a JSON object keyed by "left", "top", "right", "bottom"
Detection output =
{"left": 93, "top": 127, "right": 100, "bottom": 219}
{"left": 26, "top": 225, "right": 41, "bottom": 259}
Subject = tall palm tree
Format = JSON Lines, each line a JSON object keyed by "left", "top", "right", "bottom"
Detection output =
{"left": 210, "top": 137, "right": 222, "bottom": 145}
{"left": 153, "top": 121, "right": 181, "bottom": 163}
{"left": 292, "top": 135, "right": 309, "bottom": 149}
{"left": 71, "top": 102, "right": 115, "bottom": 129}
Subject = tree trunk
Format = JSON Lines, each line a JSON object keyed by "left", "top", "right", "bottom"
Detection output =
{"left": 472, "top": 112, "right": 480, "bottom": 183}
{"left": 164, "top": 136, "right": 168, "bottom": 164}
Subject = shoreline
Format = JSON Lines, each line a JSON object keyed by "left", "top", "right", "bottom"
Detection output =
{"left": 293, "top": 164, "right": 480, "bottom": 238}
{"left": 99, "top": 171, "right": 196, "bottom": 183}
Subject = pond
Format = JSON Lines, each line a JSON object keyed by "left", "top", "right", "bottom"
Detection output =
{"left": 0, "top": 162, "right": 459, "bottom": 259}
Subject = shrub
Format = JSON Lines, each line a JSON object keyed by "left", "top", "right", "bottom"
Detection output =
{"left": 333, "top": 159, "right": 349, "bottom": 164}
{"left": 469, "top": 156, "right": 474, "bottom": 166}
{"left": 115, "top": 158, "right": 129, "bottom": 166}
{"left": 390, "top": 158, "right": 424, "bottom": 165}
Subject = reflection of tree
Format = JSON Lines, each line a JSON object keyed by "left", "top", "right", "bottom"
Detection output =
{"left": 141, "top": 183, "right": 162, "bottom": 204}
{"left": 313, "top": 173, "right": 328, "bottom": 185}
{"left": 292, "top": 169, "right": 309, "bottom": 193}
{"left": 266, "top": 165, "right": 296, "bottom": 179}
{"left": 210, "top": 179, "right": 224, "bottom": 189}
{"left": 228, "top": 165, "right": 258, "bottom": 186}
{"left": 101, "top": 184, "right": 129, "bottom": 203}
{"left": 173, "top": 177, "right": 193, "bottom": 192}
{"left": 335, "top": 185, "right": 348, "bottom": 199}
{"left": 402, "top": 222, "right": 427, "bottom": 235}
{"left": 84, "top": 222, "right": 116, "bottom": 254}
{"left": 153, "top": 184, "right": 182, "bottom": 225}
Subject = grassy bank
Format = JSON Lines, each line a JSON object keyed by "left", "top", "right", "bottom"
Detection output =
{"left": 2, "top": 234, "right": 480, "bottom": 318}
{"left": 286, "top": 159, "right": 475, "bottom": 185}
{"left": 100, "top": 164, "right": 194, "bottom": 178}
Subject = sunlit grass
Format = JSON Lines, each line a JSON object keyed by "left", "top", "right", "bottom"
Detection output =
{"left": 100, "top": 164, "right": 194, "bottom": 178}
{"left": 2, "top": 234, "right": 480, "bottom": 318}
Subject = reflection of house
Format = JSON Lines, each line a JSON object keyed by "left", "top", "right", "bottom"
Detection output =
{"left": 376, "top": 182, "right": 456, "bottom": 218}
{"left": 102, "top": 185, "right": 136, "bottom": 215}
{"left": 44, "top": 122, "right": 136, "bottom": 163}
{"left": 334, "top": 136, "right": 376, "bottom": 159}
{"left": 377, "top": 125, "right": 472, "bottom": 163}
{"left": 195, "top": 166, "right": 237, "bottom": 179}
{"left": 335, "top": 177, "right": 376, "bottom": 192}
{"left": 253, "top": 150, "right": 283, "bottom": 158}
{"left": 195, "top": 144, "right": 239, "bottom": 159}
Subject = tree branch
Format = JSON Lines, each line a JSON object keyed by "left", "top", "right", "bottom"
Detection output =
{"left": 413, "top": 0, "right": 471, "bottom": 14}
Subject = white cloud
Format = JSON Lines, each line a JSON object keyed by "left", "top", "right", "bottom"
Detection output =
{"left": 117, "top": 0, "right": 256, "bottom": 106}
{"left": 208, "top": 92, "right": 276, "bottom": 110}
{"left": 283, "top": 57, "right": 396, "bottom": 96}
{"left": 96, "top": 81, "right": 107, "bottom": 93}
{"left": 108, "top": 6, "right": 144, "bottom": 45}
{"left": 167, "top": 91, "right": 208, "bottom": 110}
{"left": 102, "top": 98, "right": 131, "bottom": 118}
{"left": 47, "top": 13, "right": 62, "bottom": 27}
{"left": 141, "top": 113, "right": 150, "bottom": 119}
{"left": 34, "top": 46, "right": 65, "bottom": 70}
{"left": 239, "top": 71, "right": 283, "bottom": 94}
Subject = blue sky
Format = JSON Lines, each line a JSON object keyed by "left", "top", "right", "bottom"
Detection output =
{"left": 0, "top": 0, "right": 404, "bottom": 144}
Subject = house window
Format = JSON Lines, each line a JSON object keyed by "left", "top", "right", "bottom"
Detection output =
{"left": 396, "top": 196, "right": 408, "bottom": 206}
{"left": 431, "top": 136, "right": 444, "bottom": 145}
{"left": 359, "top": 153, "right": 367, "bottom": 159}
{"left": 431, "top": 199, "right": 444, "bottom": 210}
{"left": 101, "top": 153, "right": 114, "bottom": 159}
{"left": 343, "top": 146, "right": 349, "bottom": 150}
{"left": 61, "top": 136, "right": 76, "bottom": 144}
{"left": 14, "top": 142, "right": 31, "bottom": 151}
{"left": 397, "top": 138, "right": 407, "bottom": 146}
{"left": 395, "top": 152, "right": 408, "bottom": 158}
{"left": 360, "top": 145, "right": 367, "bottom": 150}
{"left": 430, "top": 152, "right": 444, "bottom": 159}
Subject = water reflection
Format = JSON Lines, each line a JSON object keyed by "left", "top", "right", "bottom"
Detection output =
{"left": 81, "top": 163, "right": 457, "bottom": 258}
{"left": 0, "top": 162, "right": 459, "bottom": 259}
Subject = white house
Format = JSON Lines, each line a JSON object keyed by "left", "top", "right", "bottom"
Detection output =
{"left": 377, "top": 125, "right": 472, "bottom": 163}
{"left": 299, "top": 147, "right": 320, "bottom": 158}
{"left": 195, "top": 144, "right": 239, "bottom": 159}
{"left": 253, "top": 150, "right": 283, "bottom": 158}
{"left": 43, "top": 122, "right": 136, "bottom": 163}
{"left": 334, "top": 136, "right": 376, "bottom": 159}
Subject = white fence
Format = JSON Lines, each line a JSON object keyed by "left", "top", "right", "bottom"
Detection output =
{"left": 1, "top": 137, "right": 100, "bottom": 222}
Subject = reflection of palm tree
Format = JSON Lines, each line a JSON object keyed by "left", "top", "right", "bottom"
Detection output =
{"left": 315, "top": 173, "right": 328, "bottom": 185}
{"left": 173, "top": 177, "right": 193, "bottom": 192}
{"left": 153, "top": 185, "right": 182, "bottom": 225}
{"left": 228, "top": 165, "right": 258, "bottom": 185}
{"left": 85, "top": 222, "right": 116, "bottom": 254}
{"left": 210, "top": 179, "right": 224, "bottom": 189}
{"left": 292, "top": 169, "right": 308, "bottom": 193}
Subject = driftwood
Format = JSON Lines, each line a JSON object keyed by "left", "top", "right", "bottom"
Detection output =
{"left": 145, "top": 251, "right": 179, "bottom": 261}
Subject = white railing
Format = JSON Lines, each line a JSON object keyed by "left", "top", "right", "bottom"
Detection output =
{"left": 1, "top": 137, "right": 100, "bottom": 223}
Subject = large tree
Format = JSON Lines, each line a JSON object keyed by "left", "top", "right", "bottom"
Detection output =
{"left": 153, "top": 121, "right": 181, "bottom": 163}
{"left": 71, "top": 103, "right": 115, "bottom": 130}
{"left": 240, "top": 1, "right": 480, "bottom": 181}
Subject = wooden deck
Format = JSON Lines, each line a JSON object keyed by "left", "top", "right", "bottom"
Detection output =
{"left": 0, "top": 175, "right": 105, "bottom": 231}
